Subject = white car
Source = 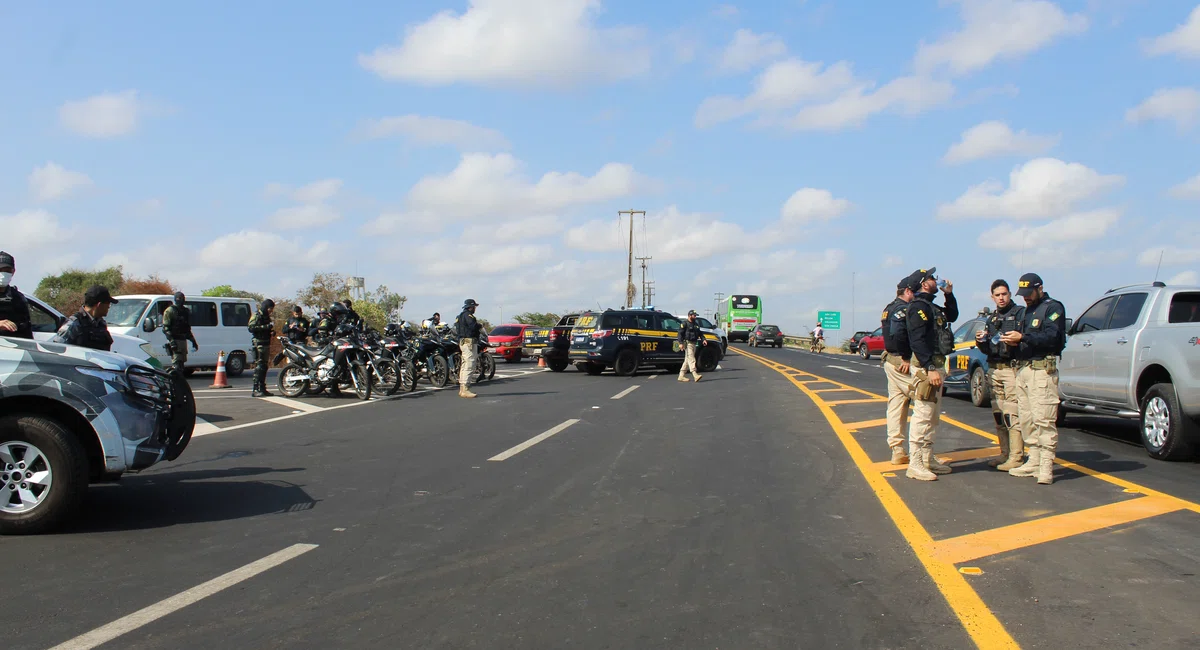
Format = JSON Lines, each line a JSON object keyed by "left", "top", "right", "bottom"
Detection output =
{"left": 106, "top": 294, "right": 259, "bottom": 376}
{"left": 695, "top": 316, "right": 729, "bottom": 354}
{"left": 24, "top": 294, "right": 160, "bottom": 367}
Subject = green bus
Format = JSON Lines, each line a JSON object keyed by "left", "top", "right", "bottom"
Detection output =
{"left": 722, "top": 294, "right": 763, "bottom": 342}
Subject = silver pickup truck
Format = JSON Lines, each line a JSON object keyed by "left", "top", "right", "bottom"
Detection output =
{"left": 1059, "top": 282, "right": 1200, "bottom": 460}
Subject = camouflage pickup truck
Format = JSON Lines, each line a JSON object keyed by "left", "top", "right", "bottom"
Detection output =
{"left": 0, "top": 336, "right": 195, "bottom": 534}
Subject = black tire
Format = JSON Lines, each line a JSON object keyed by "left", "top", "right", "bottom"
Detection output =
{"left": 775, "top": 342, "right": 782, "bottom": 348}
{"left": 665, "top": 363, "right": 683, "bottom": 374}
{"left": 182, "top": 367, "right": 196, "bottom": 377}
{"left": 399, "top": 359, "right": 418, "bottom": 393}
{"left": 278, "top": 363, "right": 310, "bottom": 397}
{"left": 376, "top": 359, "right": 402, "bottom": 396}
{"left": 1140, "top": 383, "right": 1197, "bottom": 461}
{"left": 1056, "top": 405, "right": 1067, "bottom": 428}
{"left": 163, "top": 373, "right": 195, "bottom": 461}
{"left": 970, "top": 366, "right": 991, "bottom": 408}
{"left": 428, "top": 354, "right": 450, "bottom": 388}
{"left": 548, "top": 359, "right": 569, "bottom": 372}
{"left": 505, "top": 357, "right": 520, "bottom": 364}
{"left": 225, "top": 352, "right": 246, "bottom": 378}
{"left": 697, "top": 345, "right": 720, "bottom": 372}
{"left": 0, "top": 415, "right": 89, "bottom": 535}
{"left": 614, "top": 349, "right": 639, "bottom": 377}
{"left": 352, "top": 363, "right": 372, "bottom": 401}
{"left": 476, "top": 353, "right": 495, "bottom": 383}
{"left": 860, "top": 345, "right": 870, "bottom": 359}
{"left": 585, "top": 362, "right": 605, "bottom": 376}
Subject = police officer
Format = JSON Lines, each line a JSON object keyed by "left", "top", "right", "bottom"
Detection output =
{"left": 881, "top": 274, "right": 918, "bottom": 465}
{"left": 455, "top": 299, "right": 482, "bottom": 398}
{"left": 162, "top": 292, "right": 198, "bottom": 374}
{"left": 286, "top": 305, "right": 310, "bottom": 344}
{"left": 248, "top": 299, "right": 276, "bottom": 397}
{"left": 0, "top": 251, "right": 33, "bottom": 339}
{"left": 904, "top": 267, "right": 959, "bottom": 481}
{"left": 52, "top": 285, "right": 118, "bottom": 351}
{"left": 975, "top": 280, "right": 1026, "bottom": 471}
{"left": 1003, "top": 273, "right": 1067, "bottom": 485}
{"left": 343, "top": 299, "right": 362, "bottom": 330}
{"left": 430, "top": 312, "right": 442, "bottom": 329}
{"left": 309, "top": 307, "right": 331, "bottom": 343}
{"left": 678, "top": 309, "right": 707, "bottom": 382}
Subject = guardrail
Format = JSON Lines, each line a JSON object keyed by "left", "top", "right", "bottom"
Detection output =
{"left": 782, "top": 335, "right": 814, "bottom": 348}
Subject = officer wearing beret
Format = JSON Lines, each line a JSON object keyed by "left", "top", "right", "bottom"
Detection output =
{"left": 880, "top": 273, "right": 918, "bottom": 465}
{"left": 975, "top": 279, "right": 1026, "bottom": 471}
{"left": 52, "top": 285, "right": 118, "bottom": 351}
{"left": 1002, "top": 273, "right": 1067, "bottom": 485}
{"left": 904, "top": 267, "right": 959, "bottom": 481}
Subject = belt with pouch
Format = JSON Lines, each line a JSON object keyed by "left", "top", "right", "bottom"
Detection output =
{"left": 990, "top": 359, "right": 1018, "bottom": 369}
{"left": 1019, "top": 357, "right": 1058, "bottom": 371}
{"left": 881, "top": 350, "right": 909, "bottom": 368}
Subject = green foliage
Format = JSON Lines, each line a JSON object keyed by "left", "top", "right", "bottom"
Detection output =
{"left": 513, "top": 312, "right": 560, "bottom": 327}
{"left": 293, "top": 273, "right": 407, "bottom": 332}
{"left": 477, "top": 318, "right": 494, "bottom": 333}
{"left": 295, "top": 272, "right": 348, "bottom": 312}
{"left": 202, "top": 284, "right": 265, "bottom": 301}
{"left": 34, "top": 266, "right": 125, "bottom": 313}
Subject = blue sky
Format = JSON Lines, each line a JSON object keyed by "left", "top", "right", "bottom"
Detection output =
{"left": 2, "top": 0, "right": 1199, "bottom": 338}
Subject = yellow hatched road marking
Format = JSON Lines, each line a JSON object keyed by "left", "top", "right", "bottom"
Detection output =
{"left": 844, "top": 418, "right": 889, "bottom": 430}
{"left": 866, "top": 447, "right": 1000, "bottom": 473}
{"left": 825, "top": 397, "right": 887, "bottom": 406}
{"left": 733, "top": 347, "right": 1019, "bottom": 649}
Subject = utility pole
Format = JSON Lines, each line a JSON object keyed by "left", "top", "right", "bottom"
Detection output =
{"left": 619, "top": 210, "right": 645, "bottom": 309}
{"left": 636, "top": 256, "right": 652, "bottom": 308}
{"left": 851, "top": 272, "right": 855, "bottom": 335}
{"left": 645, "top": 281, "right": 655, "bottom": 307}
{"left": 714, "top": 292, "right": 725, "bottom": 324}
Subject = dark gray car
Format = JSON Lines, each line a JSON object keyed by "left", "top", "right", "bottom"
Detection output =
{"left": 0, "top": 336, "right": 195, "bottom": 534}
{"left": 750, "top": 324, "right": 783, "bottom": 348}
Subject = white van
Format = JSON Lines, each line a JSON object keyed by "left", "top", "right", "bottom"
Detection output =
{"left": 24, "top": 294, "right": 161, "bottom": 367}
{"left": 106, "top": 295, "right": 259, "bottom": 376}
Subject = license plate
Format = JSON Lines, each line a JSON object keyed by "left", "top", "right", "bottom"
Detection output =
{"left": 574, "top": 336, "right": 586, "bottom": 343}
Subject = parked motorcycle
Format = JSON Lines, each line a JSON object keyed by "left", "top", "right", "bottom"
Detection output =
{"left": 275, "top": 331, "right": 373, "bottom": 400}
{"left": 372, "top": 326, "right": 418, "bottom": 393}
{"left": 401, "top": 325, "right": 451, "bottom": 388}
{"left": 356, "top": 329, "right": 405, "bottom": 396}
{"left": 439, "top": 326, "right": 496, "bottom": 383}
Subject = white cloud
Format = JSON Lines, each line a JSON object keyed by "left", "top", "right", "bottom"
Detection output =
{"left": 1168, "top": 270, "right": 1199, "bottom": 285}
{"left": 915, "top": 0, "right": 1089, "bottom": 76}
{"left": 565, "top": 205, "right": 766, "bottom": 261}
{"left": 199, "top": 231, "right": 332, "bottom": 270}
{"left": 59, "top": 90, "right": 143, "bottom": 138}
{"left": 695, "top": 58, "right": 858, "bottom": 127}
{"left": 406, "top": 153, "right": 654, "bottom": 220}
{"left": 942, "top": 120, "right": 1060, "bottom": 164}
{"left": 0, "top": 210, "right": 79, "bottom": 281}
{"left": 408, "top": 240, "right": 552, "bottom": 277}
{"left": 28, "top": 162, "right": 94, "bottom": 202}
{"left": 780, "top": 188, "right": 852, "bottom": 223}
{"left": 265, "top": 204, "right": 342, "bottom": 230}
{"left": 359, "top": 115, "right": 510, "bottom": 151}
{"left": 717, "top": 29, "right": 788, "bottom": 73}
{"left": 136, "top": 198, "right": 164, "bottom": 215}
{"left": 462, "top": 216, "right": 561, "bottom": 243}
{"left": 1138, "top": 247, "right": 1200, "bottom": 266}
{"left": 977, "top": 209, "right": 1121, "bottom": 250}
{"left": 784, "top": 75, "right": 955, "bottom": 131}
{"left": 358, "top": 0, "right": 651, "bottom": 87}
{"left": 360, "top": 211, "right": 443, "bottom": 237}
{"left": 882, "top": 255, "right": 904, "bottom": 268}
{"left": 938, "top": 158, "right": 1125, "bottom": 220}
{"left": 1168, "top": 173, "right": 1200, "bottom": 200}
{"left": 291, "top": 178, "right": 343, "bottom": 203}
{"left": 1144, "top": 5, "right": 1200, "bottom": 59}
{"left": 1009, "top": 246, "right": 1120, "bottom": 269}
{"left": 724, "top": 248, "right": 847, "bottom": 295}
{"left": 1126, "top": 87, "right": 1200, "bottom": 130}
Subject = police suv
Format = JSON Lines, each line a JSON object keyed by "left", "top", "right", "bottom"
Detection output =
{"left": 567, "top": 309, "right": 722, "bottom": 376}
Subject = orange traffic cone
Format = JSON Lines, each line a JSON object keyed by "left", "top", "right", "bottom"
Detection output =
{"left": 538, "top": 355, "right": 546, "bottom": 368}
{"left": 210, "top": 351, "right": 230, "bottom": 389}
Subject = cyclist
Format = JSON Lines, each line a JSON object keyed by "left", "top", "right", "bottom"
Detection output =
{"left": 811, "top": 322, "right": 825, "bottom": 353}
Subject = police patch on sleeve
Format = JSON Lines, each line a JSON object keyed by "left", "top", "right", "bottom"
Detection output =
{"left": 1032, "top": 319, "right": 1040, "bottom": 327}
{"left": 880, "top": 310, "right": 888, "bottom": 320}
{"left": 918, "top": 310, "right": 928, "bottom": 321}
{"left": 1049, "top": 312, "right": 1060, "bottom": 321}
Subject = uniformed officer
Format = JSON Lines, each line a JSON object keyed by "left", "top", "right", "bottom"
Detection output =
{"left": 904, "top": 267, "right": 959, "bottom": 481}
{"left": 162, "top": 292, "right": 198, "bottom": 374}
{"left": 0, "top": 251, "right": 33, "bottom": 339}
{"left": 343, "top": 299, "right": 362, "bottom": 330}
{"left": 248, "top": 299, "right": 276, "bottom": 397}
{"left": 881, "top": 274, "right": 918, "bottom": 465}
{"left": 52, "top": 285, "right": 118, "bottom": 351}
{"left": 430, "top": 312, "right": 442, "bottom": 328}
{"left": 1003, "top": 273, "right": 1067, "bottom": 485}
{"left": 286, "top": 305, "right": 310, "bottom": 344}
{"left": 455, "top": 299, "right": 482, "bottom": 398}
{"left": 975, "top": 280, "right": 1026, "bottom": 471}
{"left": 678, "top": 310, "right": 707, "bottom": 383}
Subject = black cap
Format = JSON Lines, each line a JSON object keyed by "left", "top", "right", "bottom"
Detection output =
{"left": 901, "top": 268, "right": 931, "bottom": 292}
{"left": 1016, "top": 273, "right": 1043, "bottom": 296}
{"left": 262, "top": 298, "right": 275, "bottom": 311}
{"left": 174, "top": 291, "right": 185, "bottom": 302}
{"left": 83, "top": 285, "right": 119, "bottom": 306}
{"left": 688, "top": 309, "right": 698, "bottom": 316}
{"left": 0, "top": 251, "right": 14, "bottom": 270}
{"left": 464, "top": 298, "right": 479, "bottom": 307}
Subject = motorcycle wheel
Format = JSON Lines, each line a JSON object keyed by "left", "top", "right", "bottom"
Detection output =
{"left": 428, "top": 354, "right": 450, "bottom": 388}
{"left": 477, "top": 353, "right": 495, "bottom": 382}
{"left": 352, "top": 363, "right": 372, "bottom": 401}
{"left": 377, "top": 359, "right": 402, "bottom": 396}
{"left": 278, "top": 363, "right": 310, "bottom": 398}
{"left": 399, "top": 359, "right": 418, "bottom": 393}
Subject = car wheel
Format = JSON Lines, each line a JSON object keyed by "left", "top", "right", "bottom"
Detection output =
{"left": 698, "top": 345, "right": 720, "bottom": 372}
{"left": 505, "top": 357, "right": 520, "bottom": 364}
{"left": 225, "top": 352, "right": 246, "bottom": 377}
{"left": 1140, "top": 383, "right": 1197, "bottom": 461}
{"left": 970, "top": 366, "right": 990, "bottom": 408}
{"left": 614, "top": 349, "right": 639, "bottom": 377}
{"left": 584, "top": 362, "right": 605, "bottom": 376}
{"left": 0, "top": 415, "right": 89, "bottom": 535}
{"left": 860, "top": 345, "right": 870, "bottom": 360}
{"left": 548, "top": 359, "right": 569, "bottom": 372}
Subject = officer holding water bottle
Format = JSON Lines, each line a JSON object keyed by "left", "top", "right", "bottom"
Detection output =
{"left": 903, "top": 268, "right": 959, "bottom": 482}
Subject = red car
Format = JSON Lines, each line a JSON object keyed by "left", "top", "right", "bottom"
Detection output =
{"left": 488, "top": 324, "right": 531, "bottom": 363}
{"left": 858, "top": 326, "right": 886, "bottom": 359}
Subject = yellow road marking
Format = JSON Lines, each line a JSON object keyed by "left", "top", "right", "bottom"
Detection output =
{"left": 812, "top": 387, "right": 860, "bottom": 393}
{"left": 866, "top": 447, "right": 1000, "bottom": 473}
{"left": 825, "top": 397, "right": 887, "bottom": 406}
{"left": 930, "top": 497, "right": 1183, "bottom": 565}
{"left": 844, "top": 418, "right": 889, "bottom": 430}
{"left": 732, "top": 347, "right": 1019, "bottom": 649}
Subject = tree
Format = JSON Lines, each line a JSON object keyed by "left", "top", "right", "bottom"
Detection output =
{"left": 117, "top": 274, "right": 175, "bottom": 296}
{"left": 478, "top": 318, "right": 494, "bottom": 333}
{"left": 35, "top": 267, "right": 125, "bottom": 313}
{"left": 292, "top": 272, "right": 408, "bottom": 332}
{"left": 513, "top": 312, "right": 560, "bottom": 327}
{"left": 203, "top": 284, "right": 265, "bottom": 301}
{"left": 366, "top": 285, "right": 406, "bottom": 322}
{"left": 295, "top": 272, "right": 348, "bottom": 312}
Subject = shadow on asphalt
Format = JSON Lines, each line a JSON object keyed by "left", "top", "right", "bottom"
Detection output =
{"left": 196, "top": 412, "right": 235, "bottom": 423}
{"left": 63, "top": 466, "right": 315, "bottom": 534}
{"left": 1054, "top": 450, "right": 1147, "bottom": 478}
{"left": 484, "top": 391, "right": 557, "bottom": 397}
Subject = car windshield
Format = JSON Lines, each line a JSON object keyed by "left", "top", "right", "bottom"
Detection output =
{"left": 105, "top": 299, "right": 150, "bottom": 327}
{"left": 696, "top": 317, "right": 715, "bottom": 329}
{"left": 490, "top": 326, "right": 522, "bottom": 337}
{"left": 760, "top": 325, "right": 780, "bottom": 334}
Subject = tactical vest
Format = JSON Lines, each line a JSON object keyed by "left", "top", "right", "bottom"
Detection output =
{"left": 1026, "top": 298, "right": 1067, "bottom": 357}
{"left": 57, "top": 314, "right": 114, "bottom": 351}
{"left": 881, "top": 299, "right": 905, "bottom": 352}
{"left": 914, "top": 296, "right": 955, "bottom": 356}
{"left": 0, "top": 287, "right": 31, "bottom": 326}
{"left": 986, "top": 306, "right": 1024, "bottom": 360}
{"left": 164, "top": 305, "right": 191, "bottom": 339}
{"left": 248, "top": 311, "right": 272, "bottom": 345}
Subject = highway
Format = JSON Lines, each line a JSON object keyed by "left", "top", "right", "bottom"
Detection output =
{"left": 4, "top": 348, "right": 1199, "bottom": 649}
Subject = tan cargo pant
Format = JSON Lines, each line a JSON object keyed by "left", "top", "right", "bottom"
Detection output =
{"left": 458, "top": 338, "right": 478, "bottom": 387}
{"left": 883, "top": 357, "right": 913, "bottom": 449}
{"left": 908, "top": 363, "right": 942, "bottom": 448}
{"left": 1016, "top": 364, "right": 1059, "bottom": 452}
{"left": 679, "top": 342, "right": 699, "bottom": 379}
{"left": 990, "top": 365, "right": 1021, "bottom": 443}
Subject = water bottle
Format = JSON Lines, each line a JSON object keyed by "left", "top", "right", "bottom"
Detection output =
{"left": 936, "top": 279, "right": 947, "bottom": 291}
{"left": 990, "top": 333, "right": 1002, "bottom": 346}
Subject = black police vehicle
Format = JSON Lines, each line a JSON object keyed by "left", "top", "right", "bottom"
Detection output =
{"left": 567, "top": 309, "right": 722, "bottom": 376}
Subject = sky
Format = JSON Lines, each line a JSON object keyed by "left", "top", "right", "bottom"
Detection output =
{"left": 2, "top": 0, "right": 1199, "bottom": 340}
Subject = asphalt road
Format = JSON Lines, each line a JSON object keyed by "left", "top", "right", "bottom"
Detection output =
{"left": 3, "top": 352, "right": 1198, "bottom": 649}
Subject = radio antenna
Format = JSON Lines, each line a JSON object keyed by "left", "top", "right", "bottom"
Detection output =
{"left": 1152, "top": 249, "right": 1165, "bottom": 283}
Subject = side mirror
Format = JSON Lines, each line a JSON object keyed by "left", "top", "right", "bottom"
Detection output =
{"left": 142, "top": 318, "right": 157, "bottom": 333}
{"left": 1065, "top": 318, "right": 1074, "bottom": 334}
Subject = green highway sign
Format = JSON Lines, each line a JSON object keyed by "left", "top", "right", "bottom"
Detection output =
{"left": 818, "top": 311, "right": 841, "bottom": 329}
